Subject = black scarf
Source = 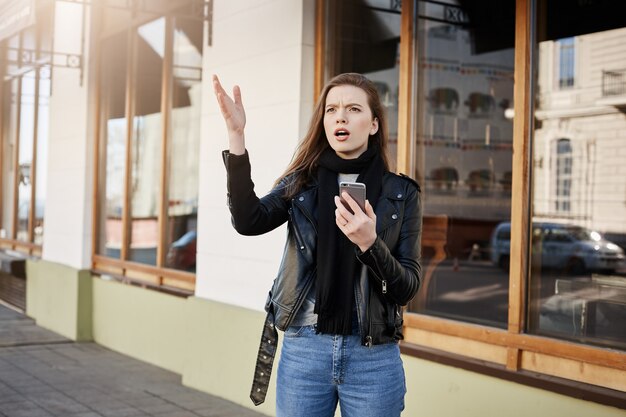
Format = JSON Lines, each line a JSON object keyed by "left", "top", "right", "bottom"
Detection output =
{"left": 314, "top": 143, "right": 385, "bottom": 335}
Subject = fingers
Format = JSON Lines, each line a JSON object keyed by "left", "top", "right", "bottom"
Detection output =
{"left": 212, "top": 74, "right": 225, "bottom": 96}
{"left": 212, "top": 74, "right": 235, "bottom": 104}
{"left": 334, "top": 194, "right": 377, "bottom": 251}
{"left": 212, "top": 75, "right": 229, "bottom": 111}
{"left": 341, "top": 192, "right": 364, "bottom": 215}
{"left": 233, "top": 85, "right": 242, "bottom": 106}
{"left": 364, "top": 199, "right": 375, "bottom": 219}
{"left": 335, "top": 195, "right": 354, "bottom": 219}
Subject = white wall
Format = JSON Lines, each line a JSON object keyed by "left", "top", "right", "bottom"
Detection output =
{"left": 42, "top": 2, "right": 93, "bottom": 269}
{"left": 195, "top": 0, "right": 315, "bottom": 310}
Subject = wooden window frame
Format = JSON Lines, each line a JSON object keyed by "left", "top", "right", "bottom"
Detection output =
{"left": 314, "top": 0, "right": 625, "bottom": 405}
{"left": 0, "top": 21, "right": 49, "bottom": 257}
{"left": 91, "top": 2, "right": 200, "bottom": 293}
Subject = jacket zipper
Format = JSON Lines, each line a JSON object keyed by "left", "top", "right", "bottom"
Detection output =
{"left": 292, "top": 198, "right": 317, "bottom": 234}
{"left": 368, "top": 248, "right": 387, "bottom": 294}
{"left": 365, "top": 284, "right": 373, "bottom": 348}
{"left": 288, "top": 208, "right": 306, "bottom": 251}
{"left": 283, "top": 197, "right": 318, "bottom": 328}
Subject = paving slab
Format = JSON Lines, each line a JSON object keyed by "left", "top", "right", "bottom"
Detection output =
{"left": 0, "top": 304, "right": 265, "bottom": 417}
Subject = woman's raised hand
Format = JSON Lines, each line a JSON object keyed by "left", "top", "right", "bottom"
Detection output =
{"left": 213, "top": 74, "right": 246, "bottom": 155}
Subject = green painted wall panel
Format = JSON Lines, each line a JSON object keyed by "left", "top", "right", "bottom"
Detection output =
{"left": 182, "top": 296, "right": 276, "bottom": 416}
{"left": 402, "top": 355, "right": 626, "bottom": 417}
{"left": 25, "top": 259, "right": 92, "bottom": 341}
{"left": 91, "top": 278, "right": 188, "bottom": 374}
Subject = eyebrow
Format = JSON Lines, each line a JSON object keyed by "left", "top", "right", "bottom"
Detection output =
{"left": 325, "top": 102, "right": 364, "bottom": 108}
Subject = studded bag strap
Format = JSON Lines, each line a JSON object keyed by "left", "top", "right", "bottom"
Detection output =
{"left": 249, "top": 308, "right": 278, "bottom": 406}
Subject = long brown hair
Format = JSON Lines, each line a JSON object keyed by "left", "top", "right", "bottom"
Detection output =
{"left": 276, "top": 73, "right": 391, "bottom": 199}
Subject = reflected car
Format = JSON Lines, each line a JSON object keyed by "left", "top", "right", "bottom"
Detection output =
{"left": 490, "top": 222, "right": 625, "bottom": 274}
{"left": 165, "top": 230, "right": 197, "bottom": 272}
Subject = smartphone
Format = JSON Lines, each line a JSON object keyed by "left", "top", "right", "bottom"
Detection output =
{"left": 339, "top": 182, "right": 366, "bottom": 214}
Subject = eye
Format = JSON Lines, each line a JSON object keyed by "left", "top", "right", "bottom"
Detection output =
{"left": 325, "top": 107, "right": 335, "bottom": 113}
{"left": 349, "top": 106, "right": 361, "bottom": 112}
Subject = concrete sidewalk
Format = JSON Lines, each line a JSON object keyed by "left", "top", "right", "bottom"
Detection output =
{"left": 0, "top": 303, "right": 265, "bottom": 417}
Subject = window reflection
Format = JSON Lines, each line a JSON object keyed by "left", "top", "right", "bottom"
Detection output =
{"left": 165, "top": 16, "right": 203, "bottom": 273}
{"left": 325, "top": 0, "right": 402, "bottom": 171}
{"left": 17, "top": 72, "right": 35, "bottom": 242}
{"left": 1, "top": 21, "right": 50, "bottom": 246}
{"left": 409, "top": 0, "right": 515, "bottom": 328}
{"left": 1, "top": 76, "right": 18, "bottom": 240}
{"left": 530, "top": 0, "right": 626, "bottom": 350}
{"left": 97, "top": 3, "right": 203, "bottom": 271}
{"left": 97, "top": 32, "right": 128, "bottom": 259}
{"left": 128, "top": 18, "right": 165, "bottom": 266}
{"left": 34, "top": 67, "right": 51, "bottom": 246}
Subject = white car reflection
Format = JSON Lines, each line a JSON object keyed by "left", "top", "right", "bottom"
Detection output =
{"left": 490, "top": 222, "right": 626, "bottom": 274}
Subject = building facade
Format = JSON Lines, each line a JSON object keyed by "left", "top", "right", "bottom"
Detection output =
{"left": 1, "top": 0, "right": 625, "bottom": 415}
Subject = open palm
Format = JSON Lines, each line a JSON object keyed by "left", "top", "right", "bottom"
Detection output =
{"left": 213, "top": 75, "right": 246, "bottom": 136}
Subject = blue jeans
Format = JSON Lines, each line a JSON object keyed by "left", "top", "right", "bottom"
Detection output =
{"left": 276, "top": 324, "right": 406, "bottom": 417}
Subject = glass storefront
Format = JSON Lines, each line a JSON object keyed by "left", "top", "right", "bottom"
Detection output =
{"left": 96, "top": 1, "right": 202, "bottom": 272}
{"left": 529, "top": 0, "right": 626, "bottom": 350}
{"left": 409, "top": 0, "right": 515, "bottom": 328}
{"left": 0, "top": 10, "right": 51, "bottom": 248}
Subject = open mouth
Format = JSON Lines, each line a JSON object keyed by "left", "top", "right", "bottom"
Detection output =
{"left": 334, "top": 128, "right": 350, "bottom": 139}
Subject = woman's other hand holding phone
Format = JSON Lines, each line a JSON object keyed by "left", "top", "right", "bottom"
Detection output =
{"left": 334, "top": 192, "right": 377, "bottom": 252}
{"left": 212, "top": 74, "right": 246, "bottom": 155}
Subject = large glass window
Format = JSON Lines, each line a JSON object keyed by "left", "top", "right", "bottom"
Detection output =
{"left": 96, "top": 1, "right": 203, "bottom": 277}
{"left": 408, "top": 0, "right": 515, "bottom": 328}
{"left": 530, "top": 0, "right": 626, "bottom": 350}
{"left": 320, "top": 0, "right": 626, "bottom": 395}
{"left": 0, "top": 11, "right": 51, "bottom": 250}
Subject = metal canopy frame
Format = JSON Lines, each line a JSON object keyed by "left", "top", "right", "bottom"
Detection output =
{"left": 1, "top": 0, "right": 212, "bottom": 86}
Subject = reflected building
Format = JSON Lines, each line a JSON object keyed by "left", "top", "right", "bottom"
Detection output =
{"left": 534, "top": 28, "right": 626, "bottom": 243}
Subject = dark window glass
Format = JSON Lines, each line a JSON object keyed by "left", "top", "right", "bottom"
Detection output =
{"left": 325, "top": 0, "right": 402, "bottom": 172}
{"left": 408, "top": 0, "right": 515, "bottom": 329}
{"left": 530, "top": 0, "right": 626, "bottom": 351}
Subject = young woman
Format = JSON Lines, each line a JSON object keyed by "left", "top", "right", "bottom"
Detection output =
{"left": 213, "top": 72, "right": 422, "bottom": 417}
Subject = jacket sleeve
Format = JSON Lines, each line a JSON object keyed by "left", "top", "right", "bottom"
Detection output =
{"left": 222, "top": 150, "right": 289, "bottom": 235}
{"left": 356, "top": 183, "right": 422, "bottom": 306}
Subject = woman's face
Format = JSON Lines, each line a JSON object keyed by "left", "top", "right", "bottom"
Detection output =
{"left": 323, "top": 85, "right": 379, "bottom": 159}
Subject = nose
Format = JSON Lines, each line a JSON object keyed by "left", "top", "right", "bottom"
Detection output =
{"left": 336, "top": 109, "right": 347, "bottom": 123}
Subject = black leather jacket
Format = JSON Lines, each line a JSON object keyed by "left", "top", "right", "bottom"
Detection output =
{"left": 222, "top": 150, "right": 422, "bottom": 405}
